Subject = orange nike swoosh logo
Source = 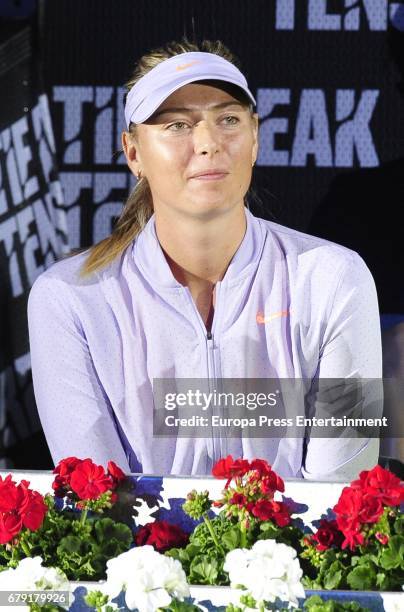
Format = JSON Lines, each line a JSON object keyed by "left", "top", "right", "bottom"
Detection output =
{"left": 256, "top": 310, "right": 290, "bottom": 324}
{"left": 176, "top": 60, "right": 201, "bottom": 71}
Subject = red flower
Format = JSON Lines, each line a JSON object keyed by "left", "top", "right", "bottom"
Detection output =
{"left": 375, "top": 532, "right": 389, "bottom": 545}
{"left": 0, "top": 478, "right": 33, "bottom": 516}
{"left": 53, "top": 456, "right": 82, "bottom": 478}
{"left": 0, "top": 475, "right": 20, "bottom": 513}
{"left": 250, "top": 499, "right": 290, "bottom": 526}
{"left": 249, "top": 459, "right": 272, "bottom": 478}
{"left": 212, "top": 500, "right": 224, "bottom": 508}
{"left": 341, "top": 528, "right": 365, "bottom": 551}
{"left": 212, "top": 455, "right": 250, "bottom": 487}
{"left": 333, "top": 487, "right": 363, "bottom": 531}
{"left": 15, "top": 481, "right": 35, "bottom": 515}
{"left": 52, "top": 475, "right": 69, "bottom": 498}
{"left": 0, "top": 476, "right": 47, "bottom": 543}
{"left": 70, "top": 459, "right": 112, "bottom": 500}
{"left": 212, "top": 455, "right": 236, "bottom": 481}
{"left": 260, "top": 471, "right": 285, "bottom": 495}
{"left": 135, "top": 521, "right": 189, "bottom": 552}
{"left": 231, "top": 458, "right": 251, "bottom": 478}
{"left": 107, "top": 461, "right": 126, "bottom": 487}
{"left": 0, "top": 512, "right": 22, "bottom": 544}
{"left": 359, "top": 495, "right": 384, "bottom": 524}
{"left": 251, "top": 499, "right": 274, "bottom": 521}
{"left": 333, "top": 476, "right": 391, "bottom": 551}
{"left": 352, "top": 465, "right": 404, "bottom": 507}
{"left": 270, "top": 501, "right": 291, "bottom": 527}
{"left": 312, "top": 519, "right": 344, "bottom": 551}
{"left": 21, "top": 491, "right": 48, "bottom": 531}
{"left": 229, "top": 493, "right": 247, "bottom": 507}
{"left": 52, "top": 457, "right": 82, "bottom": 495}
{"left": 332, "top": 487, "right": 381, "bottom": 550}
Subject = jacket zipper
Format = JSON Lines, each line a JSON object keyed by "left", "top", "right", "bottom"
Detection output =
{"left": 183, "top": 287, "right": 222, "bottom": 463}
{"left": 206, "top": 329, "right": 217, "bottom": 460}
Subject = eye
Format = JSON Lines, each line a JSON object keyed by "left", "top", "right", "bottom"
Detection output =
{"left": 167, "top": 121, "right": 190, "bottom": 131}
{"left": 222, "top": 115, "right": 240, "bottom": 125}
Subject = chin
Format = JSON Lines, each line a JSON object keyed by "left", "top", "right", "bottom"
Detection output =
{"left": 184, "top": 198, "right": 242, "bottom": 218}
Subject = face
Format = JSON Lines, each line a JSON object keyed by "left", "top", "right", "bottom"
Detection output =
{"left": 122, "top": 81, "right": 259, "bottom": 220}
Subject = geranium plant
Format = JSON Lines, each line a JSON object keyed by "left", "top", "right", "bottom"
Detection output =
{"left": 302, "top": 465, "right": 404, "bottom": 591}
{"left": 0, "top": 474, "right": 48, "bottom": 549}
{"left": 224, "top": 538, "right": 305, "bottom": 610}
{"left": 0, "top": 457, "right": 133, "bottom": 581}
{"left": 0, "top": 556, "right": 70, "bottom": 611}
{"left": 166, "top": 456, "right": 306, "bottom": 585}
{"left": 85, "top": 545, "right": 202, "bottom": 612}
{"left": 135, "top": 520, "right": 189, "bottom": 552}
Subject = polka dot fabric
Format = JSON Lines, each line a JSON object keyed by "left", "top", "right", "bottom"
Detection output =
{"left": 27, "top": 208, "right": 382, "bottom": 478}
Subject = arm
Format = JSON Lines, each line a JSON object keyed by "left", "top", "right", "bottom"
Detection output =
{"left": 27, "top": 273, "right": 131, "bottom": 472}
{"left": 301, "top": 252, "right": 383, "bottom": 481}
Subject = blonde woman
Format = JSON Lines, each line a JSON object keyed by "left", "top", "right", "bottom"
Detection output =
{"left": 28, "top": 39, "right": 382, "bottom": 478}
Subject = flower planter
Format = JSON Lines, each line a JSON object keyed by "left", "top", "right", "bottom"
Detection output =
{"left": 1, "top": 463, "right": 403, "bottom": 611}
{"left": 69, "top": 583, "right": 402, "bottom": 612}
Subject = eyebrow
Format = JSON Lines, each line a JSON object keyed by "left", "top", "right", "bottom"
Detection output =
{"left": 152, "top": 101, "right": 247, "bottom": 119}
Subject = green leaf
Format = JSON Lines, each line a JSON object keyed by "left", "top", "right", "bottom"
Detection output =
{"left": 379, "top": 535, "right": 404, "bottom": 570}
{"left": 393, "top": 514, "right": 404, "bottom": 535}
{"left": 94, "top": 518, "right": 133, "bottom": 547}
{"left": 304, "top": 595, "right": 370, "bottom": 611}
{"left": 84, "top": 590, "right": 109, "bottom": 608}
{"left": 183, "top": 543, "right": 202, "bottom": 558}
{"left": 189, "top": 556, "right": 219, "bottom": 584}
{"left": 376, "top": 572, "right": 389, "bottom": 590}
{"left": 221, "top": 527, "right": 241, "bottom": 551}
{"left": 304, "top": 595, "right": 331, "bottom": 610}
{"left": 56, "top": 535, "right": 89, "bottom": 556}
{"left": 165, "top": 548, "right": 183, "bottom": 561}
{"left": 258, "top": 521, "right": 279, "bottom": 538}
{"left": 323, "top": 560, "right": 343, "bottom": 590}
{"left": 166, "top": 547, "right": 193, "bottom": 576}
{"left": 346, "top": 565, "right": 376, "bottom": 590}
{"left": 163, "top": 600, "right": 202, "bottom": 611}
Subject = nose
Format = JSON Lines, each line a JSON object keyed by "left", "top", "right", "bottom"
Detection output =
{"left": 193, "top": 121, "right": 220, "bottom": 156}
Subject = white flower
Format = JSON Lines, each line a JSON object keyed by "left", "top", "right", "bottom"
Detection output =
{"left": 0, "top": 557, "right": 68, "bottom": 590}
{"left": 103, "top": 545, "right": 190, "bottom": 612}
{"left": 0, "top": 557, "right": 43, "bottom": 590}
{"left": 35, "top": 565, "right": 70, "bottom": 590}
{"left": 224, "top": 540, "right": 305, "bottom": 609}
{"left": 0, "top": 557, "right": 70, "bottom": 610}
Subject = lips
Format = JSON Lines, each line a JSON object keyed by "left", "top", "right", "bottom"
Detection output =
{"left": 189, "top": 169, "right": 229, "bottom": 180}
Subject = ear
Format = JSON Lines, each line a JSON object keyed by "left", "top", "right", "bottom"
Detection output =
{"left": 251, "top": 113, "right": 259, "bottom": 165}
{"left": 122, "top": 130, "right": 142, "bottom": 177}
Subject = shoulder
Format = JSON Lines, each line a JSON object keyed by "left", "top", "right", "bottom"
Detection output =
{"left": 256, "top": 215, "right": 370, "bottom": 279}
{"left": 29, "top": 246, "right": 129, "bottom": 291}
{"left": 28, "top": 246, "right": 131, "bottom": 311}
{"left": 28, "top": 250, "right": 91, "bottom": 303}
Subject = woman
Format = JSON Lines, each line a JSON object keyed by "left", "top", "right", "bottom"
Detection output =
{"left": 28, "top": 39, "right": 382, "bottom": 478}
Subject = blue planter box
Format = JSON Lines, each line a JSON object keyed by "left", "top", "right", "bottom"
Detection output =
{"left": 69, "top": 583, "right": 401, "bottom": 612}
{"left": 1, "top": 471, "right": 402, "bottom": 611}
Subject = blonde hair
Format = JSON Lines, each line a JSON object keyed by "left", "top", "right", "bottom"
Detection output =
{"left": 81, "top": 38, "right": 248, "bottom": 277}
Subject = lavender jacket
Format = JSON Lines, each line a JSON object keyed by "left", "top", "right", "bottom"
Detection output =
{"left": 28, "top": 208, "right": 382, "bottom": 478}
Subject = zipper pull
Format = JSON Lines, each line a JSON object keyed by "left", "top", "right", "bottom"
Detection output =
{"left": 207, "top": 331, "right": 212, "bottom": 340}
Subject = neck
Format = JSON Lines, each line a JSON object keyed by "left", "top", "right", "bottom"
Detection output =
{"left": 154, "top": 205, "right": 247, "bottom": 290}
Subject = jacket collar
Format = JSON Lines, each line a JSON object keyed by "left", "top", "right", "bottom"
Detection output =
{"left": 132, "top": 207, "right": 266, "bottom": 291}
